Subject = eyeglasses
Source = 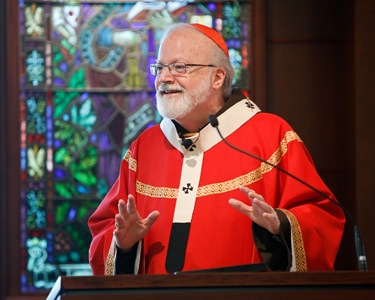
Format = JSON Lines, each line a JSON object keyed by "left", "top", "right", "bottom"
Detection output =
{"left": 149, "top": 62, "right": 216, "bottom": 76}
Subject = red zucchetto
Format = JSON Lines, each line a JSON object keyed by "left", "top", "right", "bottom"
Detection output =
{"left": 191, "top": 23, "right": 229, "bottom": 58}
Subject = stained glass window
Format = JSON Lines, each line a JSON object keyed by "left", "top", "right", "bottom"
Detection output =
{"left": 19, "top": 0, "right": 251, "bottom": 292}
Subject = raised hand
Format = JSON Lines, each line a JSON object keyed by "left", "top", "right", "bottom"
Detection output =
{"left": 229, "top": 186, "right": 280, "bottom": 235}
{"left": 114, "top": 194, "right": 160, "bottom": 251}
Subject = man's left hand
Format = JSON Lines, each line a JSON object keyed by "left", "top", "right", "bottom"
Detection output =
{"left": 229, "top": 186, "right": 280, "bottom": 235}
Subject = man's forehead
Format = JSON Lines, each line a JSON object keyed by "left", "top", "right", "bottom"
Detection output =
{"left": 158, "top": 29, "right": 212, "bottom": 60}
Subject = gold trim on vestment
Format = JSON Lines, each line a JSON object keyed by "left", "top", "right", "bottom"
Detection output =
{"left": 136, "top": 181, "right": 179, "bottom": 198}
{"left": 279, "top": 208, "right": 307, "bottom": 272}
{"left": 124, "top": 150, "right": 137, "bottom": 172}
{"left": 134, "top": 131, "right": 302, "bottom": 198}
{"left": 105, "top": 238, "right": 116, "bottom": 275}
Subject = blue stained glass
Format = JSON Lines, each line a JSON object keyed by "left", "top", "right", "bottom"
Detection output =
{"left": 46, "top": 106, "right": 52, "bottom": 119}
{"left": 47, "top": 132, "right": 53, "bottom": 147}
{"left": 74, "top": 51, "right": 82, "bottom": 66}
{"left": 227, "top": 39, "right": 242, "bottom": 48}
{"left": 59, "top": 62, "right": 69, "bottom": 72}
{"left": 54, "top": 77, "right": 65, "bottom": 86}
{"left": 62, "top": 114, "right": 70, "bottom": 121}
{"left": 79, "top": 92, "right": 89, "bottom": 102}
{"left": 67, "top": 208, "right": 76, "bottom": 221}
{"left": 21, "top": 149, "right": 27, "bottom": 170}
{"left": 54, "top": 168, "right": 67, "bottom": 179}
{"left": 179, "top": 14, "right": 188, "bottom": 23}
{"left": 54, "top": 139, "right": 62, "bottom": 148}
{"left": 90, "top": 133, "right": 97, "bottom": 143}
{"left": 207, "top": 3, "right": 217, "bottom": 11}
{"left": 77, "top": 185, "right": 90, "bottom": 194}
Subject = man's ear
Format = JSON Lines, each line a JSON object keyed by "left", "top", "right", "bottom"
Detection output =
{"left": 212, "top": 67, "right": 226, "bottom": 90}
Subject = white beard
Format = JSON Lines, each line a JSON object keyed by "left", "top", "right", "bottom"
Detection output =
{"left": 156, "top": 74, "right": 212, "bottom": 120}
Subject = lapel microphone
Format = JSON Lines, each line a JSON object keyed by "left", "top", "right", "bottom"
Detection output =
{"left": 208, "top": 114, "right": 368, "bottom": 271}
{"left": 179, "top": 132, "right": 200, "bottom": 150}
{"left": 181, "top": 137, "right": 193, "bottom": 150}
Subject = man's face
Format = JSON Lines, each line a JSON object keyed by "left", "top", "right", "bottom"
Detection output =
{"left": 155, "top": 69, "right": 213, "bottom": 120}
{"left": 154, "top": 30, "right": 215, "bottom": 121}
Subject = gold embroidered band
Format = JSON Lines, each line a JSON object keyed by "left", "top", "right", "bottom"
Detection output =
{"left": 279, "top": 208, "right": 307, "bottom": 272}
{"left": 105, "top": 238, "right": 116, "bottom": 275}
{"left": 135, "top": 131, "right": 302, "bottom": 198}
{"left": 124, "top": 150, "right": 137, "bottom": 172}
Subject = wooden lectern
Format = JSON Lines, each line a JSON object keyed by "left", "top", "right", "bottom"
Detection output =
{"left": 47, "top": 271, "right": 375, "bottom": 300}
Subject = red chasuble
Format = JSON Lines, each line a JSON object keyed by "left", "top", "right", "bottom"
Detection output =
{"left": 88, "top": 98, "right": 345, "bottom": 275}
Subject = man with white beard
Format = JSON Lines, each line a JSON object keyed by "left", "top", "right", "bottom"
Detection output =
{"left": 88, "top": 23, "right": 345, "bottom": 275}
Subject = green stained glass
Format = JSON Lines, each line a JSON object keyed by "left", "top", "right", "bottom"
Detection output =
{"left": 70, "top": 98, "right": 96, "bottom": 132}
{"left": 230, "top": 49, "right": 243, "bottom": 84}
{"left": 54, "top": 91, "right": 79, "bottom": 118}
{"left": 68, "top": 68, "right": 86, "bottom": 89}
{"left": 26, "top": 95, "right": 47, "bottom": 135}
{"left": 55, "top": 182, "right": 75, "bottom": 198}
{"left": 26, "top": 190, "right": 47, "bottom": 229}
{"left": 222, "top": 2, "right": 242, "bottom": 38}
{"left": 71, "top": 146, "right": 98, "bottom": 187}
{"left": 52, "top": 45, "right": 63, "bottom": 64}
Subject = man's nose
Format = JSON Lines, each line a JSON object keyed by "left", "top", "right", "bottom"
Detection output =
{"left": 158, "top": 66, "right": 174, "bottom": 82}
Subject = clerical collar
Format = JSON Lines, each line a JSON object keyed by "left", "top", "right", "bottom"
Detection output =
{"left": 172, "top": 87, "right": 247, "bottom": 135}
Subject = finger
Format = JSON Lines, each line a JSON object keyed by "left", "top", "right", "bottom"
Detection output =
{"left": 239, "top": 186, "right": 265, "bottom": 204}
{"left": 126, "top": 194, "right": 137, "bottom": 214}
{"left": 228, "top": 199, "right": 254, "bottom": 215}
{"left": 238, "top": 185, "right": 253, "bottom": 198}
{"left": 263, "top": 211, "right": 278, "bottom": 223}
{"left": 252, "top": 198, "right": 274, "bottom": 214}
{"left": 118, "top": 199, "right": 128, "bottom": 217}
{"left": 251, "top": 197, "right": 271, "bottom": 218}
{"left": 262, "top": 212, "right": 281, "bottom": 235}
{"left": 248, "top": 190, "right": 265, "bottom": 202}
{"left": 144, "top": 211, "right": 160, "bottom": 228}
{"left": 114, "top": 213, "right": 126, "bottom": 230}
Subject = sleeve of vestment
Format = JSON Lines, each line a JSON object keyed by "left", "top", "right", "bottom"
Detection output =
{"left": 88, "top": 150, "right": 137, "bottom": 275}
{"left": 115, "top": 244, "right": 138, "bottom": 274}
{"left": 252, "top": 209, "right": 292, "bottom": 271}
{"left": 248, "top": 113, "right": 345, "bottom": 271}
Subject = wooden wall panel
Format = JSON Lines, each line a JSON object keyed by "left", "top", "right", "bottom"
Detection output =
{"left": 355, "top": 0, "right": 375, "bottom": 271}
{"left": 0, "top": 0, "right": 7, "bottom": 299}
{"left": 265, "top": 0, "right": 357, "bottom": 269}
{"left": 2, "top": 0, "right": 22, "bottom": 298}
{"left": 266, "top": 0, "right": 353, "bottom": 41}
{"left": 266, "top": 43, "right": 350, "bottom": 164}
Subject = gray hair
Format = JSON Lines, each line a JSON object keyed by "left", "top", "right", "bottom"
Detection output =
{"left": 159, "top": 23, "right": 235, "bottom": 99}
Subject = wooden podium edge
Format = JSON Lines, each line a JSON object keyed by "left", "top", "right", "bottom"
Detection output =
{"left": 47, "top": 271, "right": 375, "bottom": 299}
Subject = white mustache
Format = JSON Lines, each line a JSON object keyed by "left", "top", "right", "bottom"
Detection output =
{"left": 158, "top": 84, "right": 184, "bottom": 93}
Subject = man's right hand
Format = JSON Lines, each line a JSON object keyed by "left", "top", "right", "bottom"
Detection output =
{"left": 114, "top": 194, "right": 160, "bottom": 252}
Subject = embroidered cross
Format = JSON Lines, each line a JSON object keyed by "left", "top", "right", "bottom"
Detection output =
{"left": 245, "top": 98, "right": 255, "bottom": 109}
{"left": 188, "top": 144, "right": 196, "bottom": 152}
{"left": 182, "top": 183, "right": 193, "bottom": 194}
